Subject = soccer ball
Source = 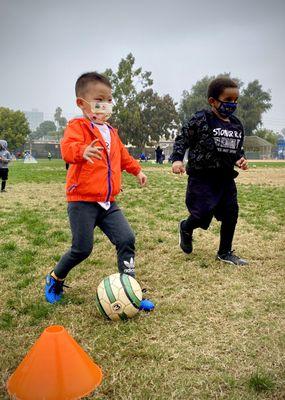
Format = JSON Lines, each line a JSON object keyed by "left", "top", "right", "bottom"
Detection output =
{"left": 95, "top": 273, "right": 142, "bottom": 321}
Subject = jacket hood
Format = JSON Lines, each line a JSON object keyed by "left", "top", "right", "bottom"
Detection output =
{"left": 0, "top": 140, "right": 8, "bottom": 149}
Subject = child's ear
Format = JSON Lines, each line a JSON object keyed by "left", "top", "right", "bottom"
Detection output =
{"left": 208, "top": 97, "right": 215, "bottom": 106}
{"left": 76, "top": 98, "right": 84, "bottom": 109}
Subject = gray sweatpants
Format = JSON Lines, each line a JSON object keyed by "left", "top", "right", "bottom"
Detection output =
{"left": 54, "top": 202, "right": 136, "bottom": 279}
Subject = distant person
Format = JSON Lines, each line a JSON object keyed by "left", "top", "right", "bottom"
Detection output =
{"left": 278, "top": 149, "right": 284, "bottom": 160}
{"left": 0, "top": 140, "right": 12, "bottom": 193}
{"left": 139, "top": 152, "right": 146, "bottom": 162}
{"left": 24, "top": 151, "right": 30, "bottom": 160}
{"left": 155, "top": 146, "right": 163, "bottom": 163}
{"left": 48, "top": 151, "right": 52, "bottom": 161}
{"left": 171, "top": 77, "right": 249, "bottom": 266}
{"left": 45, "top": 71, "right": 154, "bottom": 311}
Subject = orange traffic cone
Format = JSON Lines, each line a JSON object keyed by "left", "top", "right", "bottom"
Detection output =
{"left": 7, "top": 325, "right": 103, "bottom": 400}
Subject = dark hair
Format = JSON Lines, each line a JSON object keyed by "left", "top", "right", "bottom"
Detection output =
{"left": 207, "top": 77, "right": 238, "bottom": 99}
{"left": 75, "top": 72, "right": 112, "bottom": 96}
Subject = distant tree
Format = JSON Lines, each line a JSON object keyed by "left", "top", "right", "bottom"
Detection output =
{"left": 0, "top": 107, "right": 30, "bottom": 149}
{"left": 237, "top": 80, "right": 272, "bottom": 135}
{"left": 105, "top": 53, "right": 153, "bottom": 108}
{"left": 31, "top": 120, "right": 57, "bottom": 139}
{"left": 179, "top": 76, "right": 215, "bottom": 123}
{"left": 104, "top": 53, "right": 178, "bottom": 148}
{"left": 254, "top": 128, "right": 279, "bottom": 146}
{"left": 121, "top": 89, "right": 178, "bottom": 149}
{"left": 54, "top": 107, "right": 67, "bottom": 140}
{"left": 179, "top": 75, "right": 271, "bottom": 135}
{"left": 54, "top": 107, "right": 67, "bottom": 129}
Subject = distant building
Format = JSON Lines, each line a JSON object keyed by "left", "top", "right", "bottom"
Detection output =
{"left": 244, "top": 135, "right": 272, "bottom": 159}
{"left": 24, "top": 109, "right": 44, "bottom": 131}
{"left": 26, "top": 140, "right": 62, "bottom": 159}
{"left": 158, "top": 129, "right": 177, "bottom": 160}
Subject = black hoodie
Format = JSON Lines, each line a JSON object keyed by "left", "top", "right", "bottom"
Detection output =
{"left": 171, "top": 109, "right": 245, "bottom": 177}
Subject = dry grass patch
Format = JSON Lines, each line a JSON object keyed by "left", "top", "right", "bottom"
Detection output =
{"left": 236, "top": 168, "right": 285, "bottom": 187}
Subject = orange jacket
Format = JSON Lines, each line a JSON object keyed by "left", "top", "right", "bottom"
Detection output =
{"left": 61, "top": 118, "right": 141, "bottom": 202}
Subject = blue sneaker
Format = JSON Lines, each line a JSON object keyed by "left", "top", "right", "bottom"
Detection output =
{"left": 139, "top": 299, "right": 155, "bottom": 311}
{"left": 45, "top": 274, "right": 67, "bottom": 304}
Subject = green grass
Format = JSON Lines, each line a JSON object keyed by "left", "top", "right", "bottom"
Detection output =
{"left": 8, "top": 159, "right": 66, "bottom": 183}
{"left": 7, "top": 158, "right": 285, "bottom": 185}
{"left": 0, "top": 160, "right": 284, "bottom": 399}
{"left": 248, "top": 371, "right": 276, "bottom": 393}
{"left": 248, "top": 161, "right": 285, "bottom": 168}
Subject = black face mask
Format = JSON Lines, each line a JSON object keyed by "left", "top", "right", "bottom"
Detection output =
{"left": 215, "top": 99, "right": 237, "bottom": 118}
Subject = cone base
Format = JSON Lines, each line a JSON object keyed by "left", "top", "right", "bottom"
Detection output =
{"left": 6, "top": 325, "right": 103, "bottom": 400}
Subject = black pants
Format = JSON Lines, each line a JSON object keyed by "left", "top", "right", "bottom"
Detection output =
{"left": 183, "top": 175, "right": 239, "bottom": 255}
{"left": 54, "top": 202, "right": 136, "bottom": 279}
{"left": 0, "top": 168, "right": 8, "bottom": 190}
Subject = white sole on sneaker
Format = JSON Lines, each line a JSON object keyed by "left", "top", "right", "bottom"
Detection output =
{"left": 178, "top": 222, "right": 182, "bottom": 247}
{"left": 217, "top": 255, "right": 248, "bottom": 266}
{"left": 217, "top": 256, "right": 235, "bottom": 265}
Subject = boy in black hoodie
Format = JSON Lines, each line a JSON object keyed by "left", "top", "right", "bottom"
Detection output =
{"left": 171, "top": 77, "right": 248, "bottom": 265}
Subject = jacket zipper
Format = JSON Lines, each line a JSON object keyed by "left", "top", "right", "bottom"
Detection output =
{"left": 105, "top": 125, "right": 113, "bottom": 202}
{"left": 67, "top": 183, "right": 78, "bottom": 192}
{"left": 106, "top": 154, "right": 112, "bottom": 202}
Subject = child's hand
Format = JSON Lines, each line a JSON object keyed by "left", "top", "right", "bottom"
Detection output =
{"left": 83, "top": 139, "right": 104, "bottom": 164}
{"left": 136, "top": 171, "right": 147, "bottom": 187}
{"left": 236, "top": 157, "right": 248, "bottom": 170}
{"left": 172, "top": 161, "right": 185, "bottom": 174}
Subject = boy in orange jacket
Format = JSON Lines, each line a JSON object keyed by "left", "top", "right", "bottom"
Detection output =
{"left": 45, "top": 72, "right": 154, "bottom": 311}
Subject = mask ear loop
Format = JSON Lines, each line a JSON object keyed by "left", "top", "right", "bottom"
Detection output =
{"left": 77, "top": 97, "right": 101, "bottom": 111}
{"left": 77, "top": 97, "right": 96, "bottom": 122}
{"left": 214, "top": 98, "right": 225, "bottom": 105}
{"left": 77, "top": 98, "right": 113, "bottom": 122}
{"left": 77, "top": 97, "right": 89, "bottom": 105}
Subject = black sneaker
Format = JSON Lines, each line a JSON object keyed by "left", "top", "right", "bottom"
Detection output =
{"left": 179, "top": 220, "right": 193, "bottom": 254}
{"left": 217, "top": 250, "right": 248, "bottom": 266}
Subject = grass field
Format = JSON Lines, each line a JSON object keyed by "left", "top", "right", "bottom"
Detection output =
{"left": 0, "top": 160, "right": 284, "bottom": 399}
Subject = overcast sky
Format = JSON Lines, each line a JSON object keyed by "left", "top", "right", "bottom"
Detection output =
{"left": 1, "top": 0, "right": 284, "bottom": 131}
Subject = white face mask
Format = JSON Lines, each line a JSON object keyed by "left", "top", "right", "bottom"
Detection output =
{"left": 80, "top": 98, "right": 113, "bottom": 123}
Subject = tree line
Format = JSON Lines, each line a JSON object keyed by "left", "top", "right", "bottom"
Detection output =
{"left": 0, "top": 53, "right": 283, "bottom": 150}
{"left": 30, "top": 107, "right": 67, "bottom": 142}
